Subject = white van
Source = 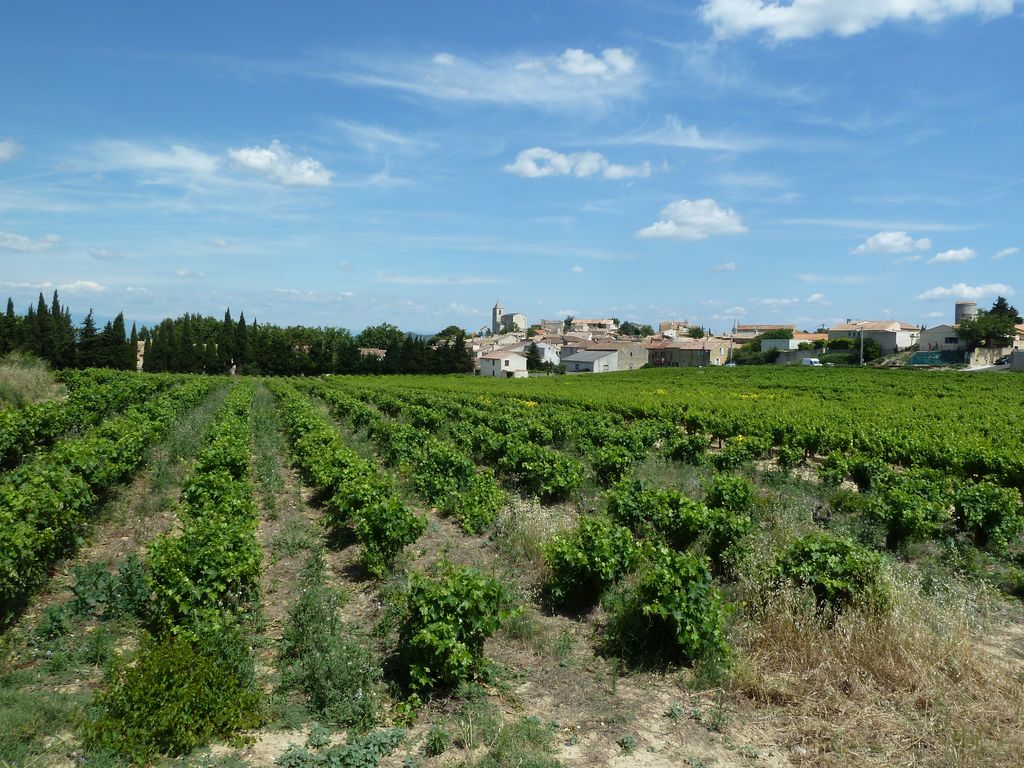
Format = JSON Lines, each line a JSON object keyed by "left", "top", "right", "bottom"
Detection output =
{"left": 801, "top": 358, "right": 822, "bottom": 366}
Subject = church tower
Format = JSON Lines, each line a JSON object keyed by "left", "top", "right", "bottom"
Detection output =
{"left": 491, "top": 300, "right": 504, "bottom": 334}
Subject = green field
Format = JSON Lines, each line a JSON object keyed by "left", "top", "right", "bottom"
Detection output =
{"left": 2, "top": 367, "right": 1022, "bottom": 768}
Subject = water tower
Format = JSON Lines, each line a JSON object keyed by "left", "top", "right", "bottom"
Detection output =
{"left": 954, "top": 301, "right": 978, "bottom": 325}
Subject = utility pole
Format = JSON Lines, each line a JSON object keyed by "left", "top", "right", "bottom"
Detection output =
{"left": 859, "top": 327, "right": 864, "bottom": 366}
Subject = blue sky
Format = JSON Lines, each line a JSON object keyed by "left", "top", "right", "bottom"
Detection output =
{"left": 1, "top": 0, "right": 1022, "bottom": 334}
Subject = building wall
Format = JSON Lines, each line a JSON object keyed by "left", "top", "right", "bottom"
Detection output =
{"left": 565, "top": 353, "right": 618, "bottom": 373}
{"left": 1012, "top": 350, "right": 1024, "bottom": 371}
{"left": 920, "top": 325, "right": 966, "bottom": 352}
{"left": 612, "top": 342, "right": 648, "bottom": 370}
{"left": 761, "top": 338, "right": 800, "bottom": 352}
{"left": 663, "top": 348, "right": 710, "bottom": 367}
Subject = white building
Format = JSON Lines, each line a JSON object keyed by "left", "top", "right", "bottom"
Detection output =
{"left": 828, "top": 320, "right": 920, "bottom": 355}
{"left": 478, "top": 350, "right": 528, "bottom": 378}
{"left": 562, "top": 349, "right": 619, "bottom": 373}
{"left": 509, "top": 340, "right": 560, "bottom": 366}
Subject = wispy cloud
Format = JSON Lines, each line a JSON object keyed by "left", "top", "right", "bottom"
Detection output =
{"left": 752, "top": 297, "right": 799, "bottom": 307}
{"left": 374, "top": 272, "right": 501, "bottom": 286}
{"left": 88, "top": 246, "right": 128, "bottom": 261}
{"left": 332, "top": 120, "right": 435, "bottom": 154}
{"left": 993, "top": 246, "right": 1019, "bottom": 260}
{"left": 504, "top": 147, "right": 650, "bottom": 179}
{"left": 319, "top": 47, "right": 645, "bottom": 111}
{"left": 637, "top": 198, "right": 747, "bottom": 241}
{"left": 917, "top": 282, "right": 1014, "bottom": 301}
{"left": 0, "top": 279, "right": 105, "bottom": 293}
{"left": 228, "top": 140, "right": 333, "bottom": 187}
{"left": 711, "top": 261, "right": 737, "bottom": 272}
{"left": 607, "top": 115, "right": 756, "bottom": 152}
{"left": 928, "top": 247, "right": 975, "bottom": 264}
{"left": 851, "top": 231, "right": 931, "bottom": 255}
{"left": 798, "top": 273, "right": 872, "bottom": 285}
{"left": 701, "top": 0, "right": 1016, "bottom": 42}
{"left": 0, "top": 139, "right": 21, "bottom": 162}
{"left": 0, "top": 230, "right": 61, "bottom": 252}
{"left": 86, "top": 140, "right": 220, "bottom": 179}
{"left": 783, "top": 217, "right": 977, "bottom": 232}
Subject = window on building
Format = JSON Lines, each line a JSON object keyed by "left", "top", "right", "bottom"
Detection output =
{"left": 504, "top": 359, "right": 509, "bottom": 366}
{"left": 945, "top": 337, "right": 959, "bottom": 344}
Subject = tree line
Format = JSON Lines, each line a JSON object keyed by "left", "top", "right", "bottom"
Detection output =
{"left": 0, "top": 292, "right": 474, "bottom": 376}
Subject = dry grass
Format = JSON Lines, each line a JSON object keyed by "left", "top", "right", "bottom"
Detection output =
{"left": 0, "top": 353, "right": 66, "bottom": 408}
{"left": 732, "top": 574, "right": 1024, "bottom": 767}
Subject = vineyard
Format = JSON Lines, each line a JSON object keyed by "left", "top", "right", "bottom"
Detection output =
{"left": 1, "top": 367, "right": 1023, "bottom": 767}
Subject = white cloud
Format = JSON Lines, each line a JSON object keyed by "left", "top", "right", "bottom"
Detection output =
{"left": 175, "top": 268, "right": 206, "bottom": 278}
{"left": 88, "top": 247, "right": 127, "bottom": 261}
{"left": 917, "top": 282, "right": 1014, "bottom": 301}
{"left": 61, "top": 280, "right": 106, "bottom": 293}
{"left": 0, "top": 279, "right": 105, "bottom": 293}
{"left": 209, "top": 237, "right": 230, "bottom": 247}
{"left": 0, "top": 139, "right": 21, "bottom": 162}
{"left": 851, "top": 231, "right": 932, "bottom": 255}
{"left": 332, "top": 47, "right": 644, "bottom": 111}
{"left": 994, "top": 246, "right": 1019, "bottom": 260}
{"left": 504, "top": 147, "right": 650, "bottom": 180}
{"left": 806, "top": 293, "right": 830, "bottom": 305}
{"left": 89, "top": 140, "right": 220, "bottom": 177}
{"left": 798, "top": 273, "right": 871, "bottom": 284}
{"left": 571, "top": 265, "right": 585, "bottom": 273}
{"left": 375, "top": 272, "right": 500, "bottom": 286}
{"left": 701, "top": 0, "right": 1016, "bottom": 42}
{"left": 610, "top": 116, "right": 754, "bottom": 152}
{"left": 556, "top": 48, "right": 635, "bottom": 77}
{"left": 0, "top": 231, "right": 61, "bottom": 252}
{"left": 715, "top": 305, "right": 747, "bottom": 319}
{"left": 637, "top": 198, "right": 747, "bottom": 241}
{"left": 711, "top": 261, "right": 737, "bottom": 272}
{"left": 228, "top": 140, "right": 333, "bottom": 187}
{"left": 928, "top": 247, "right": 976, "bottom": 263}
{"left": 753, "top": 297, "right": 799, "bottom": 307}
{"left": 894, "top": 254, "right": 924, "bottom": 264}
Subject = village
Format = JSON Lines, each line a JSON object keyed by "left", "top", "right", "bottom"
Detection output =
{"left": 472, "top": 300, "right": 1024, "bottom": 378}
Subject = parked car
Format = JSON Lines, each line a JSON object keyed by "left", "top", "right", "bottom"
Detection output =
{"left": 801, "top": 358, "right": 823, "bottom": 366}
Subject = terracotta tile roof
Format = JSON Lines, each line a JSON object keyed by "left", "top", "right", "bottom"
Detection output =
{"left": 736, "top": 324, "right": 795, "bottom": 331}
{"left": 480, "top": 350, "right": 525, "bottom": 360}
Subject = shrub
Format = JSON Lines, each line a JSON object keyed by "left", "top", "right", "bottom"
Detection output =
{"left": 817, "top": 451, "right": 848, "bottom": 487}
{"left": 705, "top": 473, "right": 756, "bottom": 515}
{"left": 591, "top": 445, "right": 635, "bottom": 488}
{"left": 773, "top": 532, "right": 890, "bottom": 613}
{"left": 279, "top": 555, "right": 381, "bottom": 731}
{"left": 953, "top": 481, "right": 1023, "bottom": 550}
{"left": 664, "top": 433, "right": 709, "bottom": 464}
{"left": 452, "top": 470, "right": 505, "bottom": 534}
{"left": 398, "top": 563, "right": 516, "bottom": 694}
{"left": 146, "top": 511, "right": 262, "bottom": 631}
{"left": 603, "top": 546, "right": 729, "bottom": 669}
{"left": 544, "top": 515, "right": 640, "bottom": 607}
{"left": 353, "top": 497, "right": 427, "bottom": 577}
{"left": 867, "top": 469, "right": 952, "bottom": 549}
{"left": 82, "top": 627, "right": 262, "bottom": 761}
{"left": 497, "top": 440, "right": 584, "bottom": 501}
{"left": 847, "top": 455, "right": 891, "bottom": 492}
{"left": 415, "top": 440, "right": 475, "bottom": 511}
{"left": 606, "top": 480, "right": 750, "bottom": 576}
{"left": 777, "top": 444, "right": 804, "bottom": 473}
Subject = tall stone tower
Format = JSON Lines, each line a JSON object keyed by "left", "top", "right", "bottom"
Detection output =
{"left": 492, "top": 299, "right": 504, "bottom": 334}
